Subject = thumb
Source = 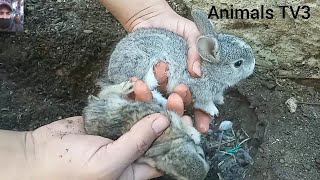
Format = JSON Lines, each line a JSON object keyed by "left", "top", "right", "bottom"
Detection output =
{"left": 106, "top": 113, "right": 170, "bottom": 174}
{"left": 184, "top": 21, "right": 202, "bottom": 77}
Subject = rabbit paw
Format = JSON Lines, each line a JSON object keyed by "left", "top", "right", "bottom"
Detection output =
{"left": 98, "top": 81, "right": 134, "bottom": 99}
{"left": 208, "top": 103, "right": 219, "bottom": 117}
{"left": 214, "top": 95, "right": 224, "bottom": 105}
{"left": 195, "top": 101, "right": 219, "bottom": 117}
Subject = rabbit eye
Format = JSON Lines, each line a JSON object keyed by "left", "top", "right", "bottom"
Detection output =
{"left": 234, "top": 60, "right": 243, "bottom": 68}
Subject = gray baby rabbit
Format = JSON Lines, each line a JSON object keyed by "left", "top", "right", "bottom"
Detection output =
{"left": 103, "top": 9, "right": 255, "bottom": 118}
{"left": 83, "top": 80, "right": 210, "bottom": 180}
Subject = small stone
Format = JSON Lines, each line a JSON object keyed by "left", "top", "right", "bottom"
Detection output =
{"left": 263, "top": 172, "right": 267, "bottom": 176}
{"left": 280, "top": 62, "right": 292, "bottom": 69}
{"left": 101, "top": 42, "right": 107, "bottom": 47}
{"left": 265, "top": 74, "right": 273, "bottom": 80}
{"left": 219, "top": 121, "right": 233, "bottom": 131}
{"left": 311, "top": 74, "right": 320, "bottom": 78}
{"left": 315, "top": 157, "right": 320, "bottom": 169}
{"left": 280, "top": 159, "right": 285, "bottom": 164}
{"left": 57, "top": 116, "right": 62, "bottom": 120}
{"left": 263, "top": 81, "right": 276, "bottom": 89}
{"left": 304, "top": 164, "right": 311, "bottom": 170}
{"left": 278, "top": 70, "right": 293, "bottom": 76}
{"left": 83, "top": 30, "right": 93, "bottom": 34}
{"left": 258, "top": 148, "right": 264, "bottom": 153}
{"left": 306, "top": 57, "right": 319, "bottom": 67}
{"left": 56, "top": 69, "right": 64, "bottom": 77}
{"left": 285, "top": 97, "right": 298, "bottom": 113}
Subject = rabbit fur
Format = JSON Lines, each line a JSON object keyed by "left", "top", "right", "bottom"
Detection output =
{"left": 83, "top": 80, "right": 210, "bottom": 180}
{"left": 103, "top": 9, "right": 256, "bottom": 119}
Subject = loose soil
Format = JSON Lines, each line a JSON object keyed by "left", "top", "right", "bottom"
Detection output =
{"left": 0, "top": 0, "right": 319, "bottom": 180}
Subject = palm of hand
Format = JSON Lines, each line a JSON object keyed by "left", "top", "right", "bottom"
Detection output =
{"left": 27, "top": 116, "right": 161, "bottom": 180}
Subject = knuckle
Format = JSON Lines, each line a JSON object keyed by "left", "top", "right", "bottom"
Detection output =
{"left": 136, "top": 139, "right": 150, "bottom": 154}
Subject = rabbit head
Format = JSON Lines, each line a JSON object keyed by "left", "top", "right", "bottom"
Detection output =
{"left": 191, "top": 10, "right": 255, "bottom": 86}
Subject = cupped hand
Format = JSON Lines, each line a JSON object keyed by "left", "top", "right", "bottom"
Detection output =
{"left": 25, "top": 114, "right": 169, "bottom": 180}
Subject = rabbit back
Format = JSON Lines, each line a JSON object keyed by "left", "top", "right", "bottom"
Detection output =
{"left": 106, "top": 28, "right": 190, "bottom": 92}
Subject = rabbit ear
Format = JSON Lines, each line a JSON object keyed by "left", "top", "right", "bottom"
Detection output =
{"left": 191, "top": 9, "right": 217, "bottom": 36}
{"left": 197, "top": 35, "right": 220, "bottom": 63}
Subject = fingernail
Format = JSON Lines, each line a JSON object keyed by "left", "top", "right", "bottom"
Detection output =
{"left": 192, "top": 61, "right": 201, "bottom": 77}
{"left": 199, "top": 124, "right": 209, "bottom": 134}
{"left": 152, "top": 115, "right": 170, "bottom": 134}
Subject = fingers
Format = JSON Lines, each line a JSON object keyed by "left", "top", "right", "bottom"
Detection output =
{"left": 187, "top": 46, "right": 202, "bottom": 78}
{"left": 102, "top": 113, "right": 170, "bottom": 176}
{"left": 153, "top": 61, "right": 169, "bottom": 93}
{"left": 119, "top": 163, "right": 163, "bottom": 180}
{"left": 182, "top": 115, "right": 193, "bottom": 126}
{"left": 184, "top": 21, "right": 202, "bottom": 77}
{"left": 166, "top": 93, "right": 184, "bottom": 116}
{"left": 128, "top": 77, "right": 186, "bottom": 116}
{"left": 131, "top": 60, "right": 193, "bottom": 113}
{"left": 172, "top": 84, "right": 192, "bottom": 105}
{"left": 128, "top": 78, "right": 152, "bottom": 102}
{"left": 194, "top": 109, "right": 210, "bottom": 133}
{"left": 153, "top": 61, "right": 192, "bottom": 104}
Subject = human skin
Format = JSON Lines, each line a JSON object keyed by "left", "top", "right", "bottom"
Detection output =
{"left": 0, "top": 84, "right": 195, "bottom": 180}
{"left": 0, "top": 1, "right": 212, "bottom": 179}
{"left": 0, "top": 6, "right": 11, "bottom": 19}
{"left": 0, "top": 115, "right": 168, "bottom": 180}
{"left": 99, "top": 0, "right": 211, "bottom": 133}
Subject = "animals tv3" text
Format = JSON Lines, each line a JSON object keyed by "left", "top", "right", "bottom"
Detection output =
{"left": 208, "top": 5, "right": 311, "bottom": 20}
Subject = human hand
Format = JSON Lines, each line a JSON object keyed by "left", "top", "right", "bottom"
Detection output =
{"left": 127, "top": 4, "right": 210, "bottom": 133}
{"left": 99, "top": 0, "right": 210, "bottom": 133}
{"left": 129, "top": 75, "right": 210, "bottom": 133}
{"left": 25, "top": 114, "right": 169, "bottom": 180}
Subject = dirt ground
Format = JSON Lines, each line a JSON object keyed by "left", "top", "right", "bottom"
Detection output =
{"left": 1, "top": 0, "right": 319, "bottom": 180}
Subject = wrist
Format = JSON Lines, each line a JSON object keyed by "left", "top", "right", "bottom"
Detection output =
{"left": 0, "top": 130, "right": 34, "bottom": 179}
{"left": 100, "top": 0, "right": 177, "bottom": 32}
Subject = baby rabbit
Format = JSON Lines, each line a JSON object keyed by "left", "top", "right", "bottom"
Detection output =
{"left": 103, "top": 9, "right": 256, "bottom": 119}
{"left": 83, "top": 80, "right": 210, "bottom": 180}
